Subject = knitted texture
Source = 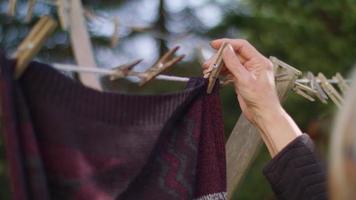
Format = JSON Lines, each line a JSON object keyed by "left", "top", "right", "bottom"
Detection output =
{"left": 0, "top": 54, "right": 226, "bottom": 200}
{"left": 263, "top": 134, "right": 327, "bottom": 200}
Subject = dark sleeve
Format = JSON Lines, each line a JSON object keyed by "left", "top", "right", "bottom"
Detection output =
{"left": 263, "top": 134, "right": 328, "bottom": 200}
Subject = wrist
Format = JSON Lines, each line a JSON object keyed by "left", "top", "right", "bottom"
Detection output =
{"left": 255, "top": 105, "right": 303, "bottom": 156}
{"left": 254, "top": 103, "right": 285, "bottom": 128}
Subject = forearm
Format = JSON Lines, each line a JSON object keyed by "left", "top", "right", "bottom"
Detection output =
{"left": 255, "top": 105, "right": 303, "bottom": 157}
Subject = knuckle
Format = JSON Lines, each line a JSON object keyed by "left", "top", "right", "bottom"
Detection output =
{"left": 202, "top": 62, "right": 209, "bottom": 68}
{"left": 246, "top": 76, "right": 254, "bottom": 84}
{"left": 264, "top": 59, "right": 274, "bottom": 70}
{"left": 239, "top": 76, "right": 250, "bottom": 86}
{"left": 238, "top": 39, "right": 249, "bottom": 46}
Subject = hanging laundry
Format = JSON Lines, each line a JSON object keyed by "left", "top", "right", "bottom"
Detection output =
{"left": 0, "top": 52, "right": 226, "bottom": 200}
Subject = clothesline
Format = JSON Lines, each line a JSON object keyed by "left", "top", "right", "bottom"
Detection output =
{"left": 52, "top": 63, "right": 349, "bottom": 85}
{"left": 53, "top": 64, "right": 190, "bottom": 82}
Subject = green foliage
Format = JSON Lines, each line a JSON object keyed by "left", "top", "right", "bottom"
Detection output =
{"left": 217, "top": 0, "right": 356, "bottom": 74}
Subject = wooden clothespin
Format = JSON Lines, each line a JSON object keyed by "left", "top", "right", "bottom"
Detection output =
{"left": 333, "top": 72, "right": 350, "bottom": 94}
{"left": 137, "top": 46, "right": 185, "bottom": 86}
{"left": 270, "top": 57, "right": 301, "bottom": 72}
{"left": 8, "top": 0, "right": 17, "bottom": 16}
{"left": 292, "top": 87, "right": 315, "bottom": 102}
{"left": 56, "top": 0, "right": 70, "bottom": 30}
{"left": 206, "top": 42, "right": 228, "bottom": 94}
{"left": 111, "top": 16, "right": 120, "bottom": 48}
{"left": 295, "top": 82, "right": 317, "bottom": 95}
{"left": 269, "top": 57, "right": 302, "bottom": 102}
{"left": 13, "top": 16, "right": 57, "bottom": 79}
{"left": 25, "top": 0, "right": 36, "bottom": 22}
{"left": 269, "top": 57, "right": 315, "bottom": 102}
{"left": 307, "top": 72, "right": 328, "bottom": 104}
{"left": 318, "top": 73, "right": 344, "bottom": 108}
{"left": 293, "top": 82, "right": 317, "bottom": 102}
{"left": 274, "top": 72, "right": 291, "bottom": 82}
{"left": 109, "top": 59, "right": 143, "bottom": 81}
{"left": 269, "top": 56, "right": 302, "bottom": 90}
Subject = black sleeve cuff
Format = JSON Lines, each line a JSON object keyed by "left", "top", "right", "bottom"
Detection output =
{"left": 263, "top": 134, "right": 328, "bottom": 200}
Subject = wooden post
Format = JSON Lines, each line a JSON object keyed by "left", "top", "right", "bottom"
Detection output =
{"left": 226, "top": 57, "right": 301, "bottom": 199}
{"left": 68, "top": 0, "right": 102, "bottom": 90}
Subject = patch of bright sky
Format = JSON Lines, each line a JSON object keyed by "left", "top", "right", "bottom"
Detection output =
{"left": 119, "top": 34, "right": 159, "bottom": 70}
{"left": 92, "top": 0, "right": 158, "bottom": 38}
{"left": 194, "top": 4, "right": 223, "bottom": 27}
{"left": 97, "top": 34, "right": 158, "bottom": 71}
{"left": 0, "top": 1, "right": 51, "bottom": 22}
{"left": 167, "top": 34, "right": 212, "bottom": 61}
{"left": 166, "top": 0, "right": 217, "bottom": 11}
{"left": 187, "top": 0, "right": 206, "bottom": 8}
{"left": 166, "top": 0, "right": 224, "bottom": 28}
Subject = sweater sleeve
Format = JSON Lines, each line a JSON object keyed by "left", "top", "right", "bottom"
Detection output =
{"left": 263, "top": 134, "right": 328, "bottom": 200}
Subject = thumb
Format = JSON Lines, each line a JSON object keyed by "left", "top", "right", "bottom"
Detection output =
{"left": 222, "top": 44, "right": 249, "bottom": 81}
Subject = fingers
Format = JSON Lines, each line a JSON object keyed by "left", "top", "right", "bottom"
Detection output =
{"left": 202, "top": 55, "right": 216, "bottom": 70}
{"left": 202, "top": 52, "right": 231, "bottom": 77}
{"left": 202, "top": 55, "right": 214, "bottom": 78}
{"left": 222, "top": 44, "right": 249, "bottom": 81}
{"left": 211, "top": 38, "right": 262, "bottom": 62}
{"left": 203, "top": 69, "right": 211, "bottom": 78}
{"left": 202, "top": 44, "right": 246, "bottom": 78}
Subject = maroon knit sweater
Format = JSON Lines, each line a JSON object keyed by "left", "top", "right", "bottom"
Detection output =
{"left": 0, "top": 53, "right": 226, "bottom": 200}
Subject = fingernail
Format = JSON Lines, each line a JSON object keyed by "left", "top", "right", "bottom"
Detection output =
{"left": 210, "top": 39, "right": 220, "bottom": 45}
{"left": 226, "top": 43, "right": 234, "bottom": 51}
{"left": 223, "top": 44, "right": 233, "bottom": 55}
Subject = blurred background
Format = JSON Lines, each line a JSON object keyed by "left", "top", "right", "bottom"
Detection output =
{"left": 1, "top": 0, "right": 356, "bottom": 199}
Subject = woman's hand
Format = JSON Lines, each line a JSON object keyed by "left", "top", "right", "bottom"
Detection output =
{"left": 204, "top": 38, "right": 302, "bottom": 155}
{"left": 204, "top": 39, "right": 281, "bottom": 125}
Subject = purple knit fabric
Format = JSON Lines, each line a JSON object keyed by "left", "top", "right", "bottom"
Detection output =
{"left": 0, "top": 53, "right": 226, "bottom": 200}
